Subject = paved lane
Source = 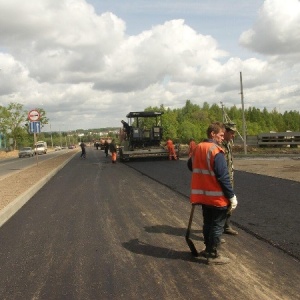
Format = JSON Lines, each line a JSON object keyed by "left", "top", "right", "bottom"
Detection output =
{"left": 0, "top": 149, "right": 299, "bottom": 299}
{"left": 127, "top": 158, "right": 300, "bottom": 260}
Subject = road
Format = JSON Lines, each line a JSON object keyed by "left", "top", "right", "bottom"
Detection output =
{"left": 0, "top": 148, "right": 299, "bottom": 299}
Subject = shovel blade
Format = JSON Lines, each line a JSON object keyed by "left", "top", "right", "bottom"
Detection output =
{"left": 185, "top": 236, "right": 198, "bottom": 257}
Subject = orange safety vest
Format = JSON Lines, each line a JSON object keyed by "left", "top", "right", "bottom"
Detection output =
{"left": 166, "top": 139, "right": 174, "bottom": 149}
{"left": 188, "top": 141, "right": 197, "bottom": 157}
{"left": 190, "top": 142, "right": 229, "bottom": 207}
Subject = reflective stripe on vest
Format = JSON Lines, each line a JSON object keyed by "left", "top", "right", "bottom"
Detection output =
{"left": 191, "top": 189, "right": 224, "bottom": 197}
{"left": 192, "top": 168, "right": 213, "bottom": 175}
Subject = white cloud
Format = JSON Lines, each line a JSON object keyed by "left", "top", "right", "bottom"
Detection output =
{"left": 0, "top": 0, "right": 299, "bottom": 130}
{"left": 239, "top": 0, "right": 300, "bottom": 56}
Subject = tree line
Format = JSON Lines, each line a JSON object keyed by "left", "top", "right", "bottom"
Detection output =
{"left": 1, "top": 100, "right": 300, "bottom": 149}
{"left": 147, "top": 100, "right": 300, "bottom": 143}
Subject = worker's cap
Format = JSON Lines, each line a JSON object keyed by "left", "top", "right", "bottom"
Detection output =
{"left": 224, "top": 122, "right": 237, "bottom": 132}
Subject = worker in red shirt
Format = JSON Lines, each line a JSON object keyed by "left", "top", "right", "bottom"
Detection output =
{"left": 188, "top": 138, "right": 196, "bottom": 157}
{"left": 165, "top": 138, "right": 177, "bottom": 160}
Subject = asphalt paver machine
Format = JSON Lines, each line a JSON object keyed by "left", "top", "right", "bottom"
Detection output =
{"left": 119, "top": 111, "right": 176, "bottom": 161}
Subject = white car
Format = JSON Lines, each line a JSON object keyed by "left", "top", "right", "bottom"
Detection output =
{"left": 19, "top": 147, "right": 34, "bottom": 158}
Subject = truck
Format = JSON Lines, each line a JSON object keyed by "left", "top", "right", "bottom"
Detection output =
{"left": 119, "top": 111, "right": 178, "bottom": 161}
{"left": 34, "top": 141, "right": 47, "bottom": 155}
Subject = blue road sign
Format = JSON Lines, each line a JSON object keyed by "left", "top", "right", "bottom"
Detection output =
{"left": 29, "top": 121, "right": 41, "bottom": 133}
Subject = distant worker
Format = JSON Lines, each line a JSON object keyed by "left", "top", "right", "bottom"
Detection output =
{"left": 109, "top": 139, "right": 117, "bottom": 163}
{"left": 222, "top": 122, "right": 238, "bottom": 235}
{"left": 165, "top": 138, "right": 177, "bottom": 160}
{"left": 190, "top": 122, "right": 237, "bottom": 265}
{"left": 121, "top": 120, "right": 131, "bottom": 140}
{"left": 80, "top": 142, "right": 86, "bottom": 159}
{"left": 188, "top": 138, "right": 197, "bottom": 157}
{"left": 104, "top": 140, "right": 109, "bottom": 157}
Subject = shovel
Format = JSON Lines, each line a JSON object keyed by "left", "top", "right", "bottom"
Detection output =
{"left": 185, "top": 204, "right": 198, "bottom": 257}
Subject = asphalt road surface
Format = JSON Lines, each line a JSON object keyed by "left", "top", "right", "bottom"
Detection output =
{"left": 0, "top": 148, "right": 299, "bottom": 299}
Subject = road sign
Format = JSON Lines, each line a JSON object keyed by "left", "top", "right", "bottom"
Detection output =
{"left": 29, "top": 121, "right": 41, "bottom": 133}
{"left": 28, "top": 109, "right": 40, "bottom": 121}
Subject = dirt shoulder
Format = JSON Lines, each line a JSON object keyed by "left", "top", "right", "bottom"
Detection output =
{"left": 234, "top": 157, "right": 300, "bottom": 182}
{"left": 0, "top": 150, "right": 78, "bottom": 211}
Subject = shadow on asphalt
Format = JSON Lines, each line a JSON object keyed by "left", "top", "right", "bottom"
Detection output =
{"left": 122, "top": 239, "right": 207, "bottom": 264}
{"left": 144, "top": 225, "right": 203, "bottom": 241}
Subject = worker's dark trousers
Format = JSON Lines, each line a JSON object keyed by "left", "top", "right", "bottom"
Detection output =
{"left": 202, "top": 205, "right": 227, "bottom": 252}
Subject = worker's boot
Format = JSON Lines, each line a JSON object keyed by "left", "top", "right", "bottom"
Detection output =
{"left": 200, "top": 238, "right": 225, "bottom": 258}
{"left": 207, "top": 248, "right": 230, "bottom": 265}
{"left": 224, "top": 214, "right": 238, "bottom": 235}
{"left": 224, "top": 227, "right": 238, "bottom": 235}
{"left": 199, "top": 248, "right": 208, "bottom": 258}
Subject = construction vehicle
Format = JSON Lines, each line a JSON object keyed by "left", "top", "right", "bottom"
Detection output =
{"left": 119, "top": 111, "right": 178, "bottom": 161}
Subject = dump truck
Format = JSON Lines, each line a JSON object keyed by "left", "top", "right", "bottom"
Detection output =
{"left": 119, "top": 111, "right": 178, "bottom": 161}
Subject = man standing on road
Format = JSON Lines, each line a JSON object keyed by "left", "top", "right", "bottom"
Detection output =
{"left": 222, "top": 123, "right": 238, "bottom": 236}
{"left": 109, "top": 139, "right": 117, "bottom": 163}
{"left": 104, "top": 140, "right": 109, "bottom": 157}
{"left": 190, "top": 122, "right": 238, "bottom": 265}
{"left": 80, "top": 142, "right": 86, "bottom": 159}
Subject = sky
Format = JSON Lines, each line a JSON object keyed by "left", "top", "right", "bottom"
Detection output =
{"left": 0, "top": 0, "right": 300, "bottom": 132}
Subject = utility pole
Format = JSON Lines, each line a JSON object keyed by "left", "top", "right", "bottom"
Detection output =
{"left": 50, "top": 122, "right": 54, "bottom": 149}
{"left": 240, "top": 72, "right": 247, "bottom": 154}
{"left": 220, "top": 101, "right": 225, "bottom": 122}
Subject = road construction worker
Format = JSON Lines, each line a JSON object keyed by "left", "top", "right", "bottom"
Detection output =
{"left": 80, "top": 142, "right": 86, "bottom": 159}
{"left": 165, "top": 138, "right": 177, "bottom": 160}
{"left": 188, "top": 138, "right": 196, "bottom": 157}
{"left": 222, "top": 122, "right": 238, "bottom": 235}
{"left": 104, "top": 140, "right": 109, "bottom": 157}
{"left": 109, "top": 139, "right": 117, "bottom": 163}
{"left": 190, "top": 122, "right": 237, "bottom": 265}
{"left": 121, "top": 120, "right": 131, "bottom": 140}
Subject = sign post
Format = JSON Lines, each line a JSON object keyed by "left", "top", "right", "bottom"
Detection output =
{"left": 28, "top": 109, "right": 41, "bottom": 166}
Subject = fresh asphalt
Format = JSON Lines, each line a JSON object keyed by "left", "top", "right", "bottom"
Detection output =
{"left": 127, "top": 157, "right": 300, "bottom": 261}
{"left": 0, "top": 148, "right": 299, "bottom": 299}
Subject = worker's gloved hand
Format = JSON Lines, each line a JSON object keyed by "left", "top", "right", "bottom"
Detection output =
{"left": 228, "top": 195, "right": 238, "bottom": 212}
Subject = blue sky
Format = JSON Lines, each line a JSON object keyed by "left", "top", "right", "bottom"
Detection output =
{"left": 0, "top": 0, "right": 299, "bottom": 131}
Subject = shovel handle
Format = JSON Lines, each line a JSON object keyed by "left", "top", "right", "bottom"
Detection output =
{"left": 186, "top": 204, "right": 196, "bottom": 239}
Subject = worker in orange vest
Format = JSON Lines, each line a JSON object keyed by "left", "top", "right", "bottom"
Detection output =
{"left": 188, "top": 138, "right": 196, "bottom": 157}
{"left": 165, "top": 138, "right": 177, "bottom": 160}
{"left": 109, "top": 139, "right": 117, "bottom": 163}
{"left": 190, "top": 122, "right": 237, "bottom": 265}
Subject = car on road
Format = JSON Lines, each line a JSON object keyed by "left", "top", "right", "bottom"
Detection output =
{"left": 34, "top": 141, "right": 47, "bottom": 155}
{"left": 55, "top": 146, "right": 62, "bottom": 151}
{"left": 19, "top": 147, "right": 34, "bottom": 158}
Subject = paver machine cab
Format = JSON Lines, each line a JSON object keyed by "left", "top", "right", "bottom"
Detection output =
{"left": 119, "top": 111, "right": 174, "bottom": 161}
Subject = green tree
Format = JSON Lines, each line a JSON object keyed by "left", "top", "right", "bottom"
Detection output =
{"left": 0, "top": 103, "right": 27, "bottom": 150}
{"left": 0, "top": 105, "right": 9, "bottom": 136}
